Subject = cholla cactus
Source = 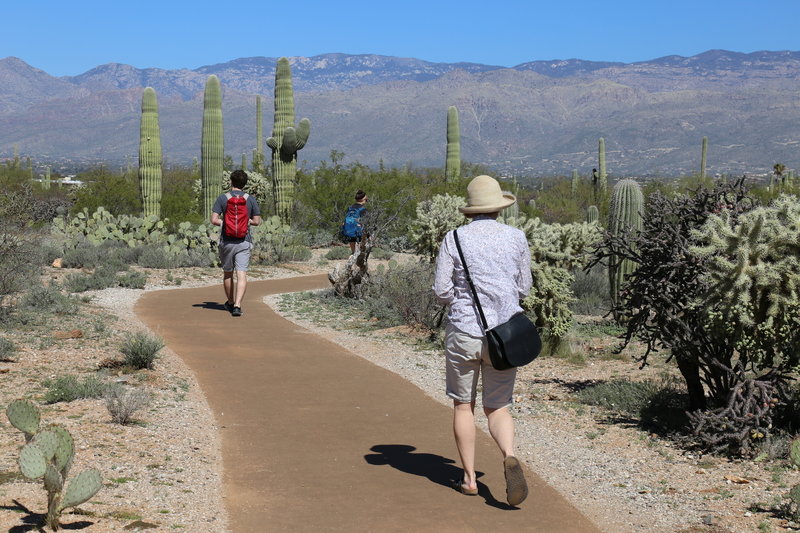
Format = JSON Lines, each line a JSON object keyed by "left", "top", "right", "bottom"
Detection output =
{"left": 502, "top": 215, "right": 601, "bottom": 337}
{"left": 221, "top": 170, "right": 272, "bottom": 207}
{"left": 408, "top": 194, "right": 467, "bottom": 262}
{"left": 690, "top": 195, "right": 800, "bottom": 370}
{"left": 6, "top": 399, "right": 102, "bottom": 531}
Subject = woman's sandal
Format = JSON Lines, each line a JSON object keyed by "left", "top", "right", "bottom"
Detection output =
{"left": 503, "top": 456, "right": 528, "bottom": 506}
{"left": 453, "top": 480, "right": 478, "bottom": 495}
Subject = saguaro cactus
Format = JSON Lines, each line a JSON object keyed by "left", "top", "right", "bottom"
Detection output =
{"left": 571, "top": 169, "right": 579, "bottom": 198}
{"left": 587, "top": 205, "right": 599, "bottom": 224}
{"left": 267, "top": 57, "right": 311, "bottom": 224}
{"left": 44, "top": 166, "right": 51, "bottom": 190}
{"left": 445, "top": 106, "right": 461, "bottom": 187}
{"left": 608, "top": 179, "right": 644, "bottom": 313}
{"left": 254, "top": 95, "right": 264, "bottom": 172}
{"left": 7, "top": 399, "right": 102, "bottom": 531}
{"left": 201, "top": 75, "right": 224, "bottom": 221}
{"left": 598, "top": 138, "right": 608, "bottom": 196}
{"left": 138, "top": 87, "right": 163, "bottom": 218}
{"left": 700, "top": 136, "right": 708, "bottom": 180}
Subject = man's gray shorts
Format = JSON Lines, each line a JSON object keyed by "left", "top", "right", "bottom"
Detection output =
{"left": 444, "top": 323, "right": 517, "bottom": 409}
{"left": 219, "top": 241, "right": 252, "bottom": 272}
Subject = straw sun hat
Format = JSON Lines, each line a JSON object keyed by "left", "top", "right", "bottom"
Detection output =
{"left": 458, "top": 175, "right": 517, "bottom": 214}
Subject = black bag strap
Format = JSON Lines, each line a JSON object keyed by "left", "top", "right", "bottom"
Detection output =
{"left": 452, "top": 229, "right": 489, "bottom": 333}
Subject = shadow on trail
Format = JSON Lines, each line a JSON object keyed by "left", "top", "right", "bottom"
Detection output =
{"left": 4, "top": 499, "right": 94, "bottom": 532}
{"left": 364, "top": 444, "right": 515, "bottom": 510}
{"left": 191, "top": 301, "right": 227, "bottom": 312}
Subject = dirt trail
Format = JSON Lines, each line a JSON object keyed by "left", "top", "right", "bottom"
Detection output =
{"left": 136, "top": 274, "right": 601, "bottom": 532}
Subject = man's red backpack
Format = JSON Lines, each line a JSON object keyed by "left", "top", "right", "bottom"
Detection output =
{"left": 223, "top": 192, "right": 250, "bottom": 239}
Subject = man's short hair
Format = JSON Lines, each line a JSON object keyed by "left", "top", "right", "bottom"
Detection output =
{"left": 231, "top": 169, "right": 249, "bottom": 189}
{"left": 355, "top": 190, "right": 366, "bottom": 201}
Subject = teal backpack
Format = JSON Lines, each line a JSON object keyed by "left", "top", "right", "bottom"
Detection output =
{"left": 342, "top": 205, "right": 366, "bottom": 238}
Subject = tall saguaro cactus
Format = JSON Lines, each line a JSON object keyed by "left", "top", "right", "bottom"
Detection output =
{"left": 598, "top": 137, "right": 608, "bottom": 196}
{"left": 267, "top": 57, "right": 311, "bottom": 224}
{"left": 255, "top": 95, "right": 264, "bottom": 172}
{"left": 445, "top": 106, "right": 461, "bottom": 187}
{"left": 571, "top": 169, "right": 579, "bottom": 198}
{"left": 608, "top": 179, "right": 644, "bottom": 314}
{"left": 700, "top": 136, "right": 708, "bottom": 180}
{"left": 138, "top": 87, "right": 163, "bottom": 218}
{"left": 201, "top": 75, "right": 224, "bottom": 221}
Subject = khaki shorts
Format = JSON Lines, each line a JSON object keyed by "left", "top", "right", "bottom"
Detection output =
{"left": 444, "top": 323, "right": 517, "bottom": 409}
{"left": 219, "top": 240, "right": 252, "bottom": 272}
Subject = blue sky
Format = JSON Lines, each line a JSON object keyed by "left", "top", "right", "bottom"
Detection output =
{"left": 4, "top": 0, "right": 799, "bottom": 76}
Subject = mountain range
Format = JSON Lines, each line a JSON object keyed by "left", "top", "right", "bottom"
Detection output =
{"left": 1, "top": 50, "right": 799, "bottom": 177}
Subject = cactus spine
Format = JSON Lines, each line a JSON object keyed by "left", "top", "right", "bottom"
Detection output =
{"left": 587, "top": 205, "right": 599, "bottom": 224}
{"left": 608, "top": 179, "right": 644, "bottom": 313}
{"left": 267, "top": 57, "right": 311, "bottom": 224}
{"left": 255, "top": 95, "right": 264, "bottom": 172}
{"left": 138, "top": 87, "right": 163, "bottom": 218}
{"left": 7, "top": 399, "right": 102, "bottom": 530}
{"left": 201, "top": 75, "right": 224, "bottom": 221}
{"left": 700, "top": 136, "right": 708, "bottom": 180}
{"left": 445, "top": 106, "right": 461, "bottom": 187}
{"left": 598, "top": 138, "right": 608, "bottom": 196}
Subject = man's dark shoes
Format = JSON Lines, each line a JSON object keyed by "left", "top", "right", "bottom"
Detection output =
{"left": 224, "top": 301, "right": 235, "bottom": 313}
{"left": 231, "top": 306, "right": 242, "bottom": 317}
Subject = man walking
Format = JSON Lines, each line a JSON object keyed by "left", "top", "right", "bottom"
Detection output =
{"left": 211, "top": 169, "right": 261, "bottom": 317}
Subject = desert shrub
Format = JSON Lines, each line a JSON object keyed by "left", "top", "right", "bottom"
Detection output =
{"left": 0, "top": 337, "right": 16, "bottom": 361}
{"left": 407, "top": 194, "right": 467, "bottom": 262}
{"left": 117, "top": 270, "right": 147, "bottom": 289}
{"left": 104, "top": 384, "right": 150, "bottom": 425}
{"left": 63, "top": 265, "right": 120, "bottom": 292}
{"left": 371, "top": 247, "right": 394, "bottom": 260}
{"left": 120, "top": 331, "right": 164, "bottom": 370}
{"left": 61, "top": 240, "right": 134, "bottom": 269}
{"left": 588, "top": 177, "right": 757, "bottom": 413}
{"left": 570, "top": 264, "right": 611, "bottom": 316}
{"left": 0, "top": 231, "right": 41, "bottom": 295}
{"left": 70, "top": 168, "right": 141, "bottom": 216}
{"left": 43, "top": 374, "right": 108, "bottom": 404}
{"left": 577, "top": 378, "right": 664, "bottom": 417}
{"left": 324, "top": 246, "right": 352, "bottom": 260}
{"left": 19, "top": 283, "right": 77, "bottom": 315}
{"left": 362, "top": 261, "right": 445, "bottom": 332}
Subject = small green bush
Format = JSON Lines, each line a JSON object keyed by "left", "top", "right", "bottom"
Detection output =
{"left": 577, "top": 378, "right": 661, "bottom": 416}
{"left": 324, "top": 247, "right": 352, "bottom": 260}
{"left": 120, "top": 331, "right": 164, "bottom": 370}
{"left": 117, "top": 270, "right": 147, "bottom": 289}
{"left": 570, "top": 265, "right": 611, "bottom": 316}
{"left": 19, "top": 284, "right": 78, "bottom": 315}
{"left": 371, "top": 247, "right": 394, "bottom": 260}
{"left": 43, "top": 374, "right": 108, "bottom": 404}
{"left": 0, "top": 337, "right": 16, "bottom": 361}
{"left": 104, "top": 384, "right": 150, "bottom": 425}
{"left": 362, "top": 261, "right": 445, "bottom": 331}
{"left": 63, "top": 265, "right": 119, "bottom": 292}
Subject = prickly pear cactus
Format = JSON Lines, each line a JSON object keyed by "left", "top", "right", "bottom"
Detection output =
{"left": 6, "top": 398, "right": 40, "bottom": 440}
{"left": 6, "top": 399, "right": 102, "bottom": 531}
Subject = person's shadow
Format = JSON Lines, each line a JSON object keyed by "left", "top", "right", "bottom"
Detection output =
{"left": 191, "top": 301, "right": 228, "bottom": 312}
{"left": 364, "top": 444, "right": 515, "bottom": 509}
{"left": 3, "top": 499, "right": 94, "bottom": 532}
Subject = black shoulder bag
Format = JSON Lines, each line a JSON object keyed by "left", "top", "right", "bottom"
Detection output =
{"left": 453, "top": 229, "right": 541, "bottom": 370}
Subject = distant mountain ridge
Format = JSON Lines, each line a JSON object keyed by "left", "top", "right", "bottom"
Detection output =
{"left": 0, "top": 50, "right": 799, "bottom": 176}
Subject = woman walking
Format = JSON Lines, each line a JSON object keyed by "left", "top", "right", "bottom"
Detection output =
{"left": 433, "top": 175, "right": 532, "bottom": 506}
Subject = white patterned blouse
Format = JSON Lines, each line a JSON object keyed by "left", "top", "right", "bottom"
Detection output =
{"left": 433, "top": 217, "right": 533, "bottom": 338}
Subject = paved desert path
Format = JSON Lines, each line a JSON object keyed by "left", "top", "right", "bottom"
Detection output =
{"left": 136, "top": 274, "right": 601, "bottom": 533}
